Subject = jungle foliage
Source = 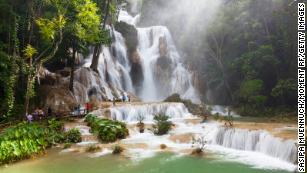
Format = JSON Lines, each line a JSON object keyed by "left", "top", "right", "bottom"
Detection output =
{"left": 0, "top": 121, "right": 58, "bottom": 164}
{"left": 85, "top": 114, "right": 129, "bottom": 143}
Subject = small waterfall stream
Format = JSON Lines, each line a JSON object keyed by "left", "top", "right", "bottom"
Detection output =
{"left": 213, "top": 127, "right": 297, "bottom": 163}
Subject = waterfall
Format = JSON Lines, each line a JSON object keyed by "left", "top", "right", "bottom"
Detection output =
{"left": 108, "top": 103, "right": 192, "bottom": 122}
{"left": 117, "top": 8, "right": 200, "bottom": 103}
{"left": 81, "top": 2, "right": 200, "bottom": 103}
{"left": 212, "top": 127, "right": 297, "bottom": 163}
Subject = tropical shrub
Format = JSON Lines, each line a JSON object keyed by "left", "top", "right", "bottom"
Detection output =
{"left": 152, "top": 114, "right": 172, "bottom": 135}
{"left": 85, "top": 114, "right": 129, "bottom": 143}
{"left": 63, "top": 143, "right": 72, "bottom": 149}
{"left": 64, "top": 128, "right": 82, "bottom": 143}
{"left": 86, "top": 145, "right": 101, "bottom": 153}
{"left": 47, "top": 118, "right": 64, "bottom": 131}
{"left": 191, "top": 136, "right": 207, "bottom": 155}
{"left": 0, "top": 122, "right": 57, "bottom": 164}
{"left": 136, "top": 114, "right": 145, "bottom": 133}
{"left": 112, "top": 145, "right": 124, "bottom": 154}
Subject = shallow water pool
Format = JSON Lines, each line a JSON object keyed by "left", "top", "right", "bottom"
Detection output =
{"left": 0, "top": 149, "right": 290, "bottom": 173}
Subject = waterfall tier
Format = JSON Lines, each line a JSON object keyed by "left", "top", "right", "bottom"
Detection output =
{"left": 212, "top": 127, "right": 297, "bottom": 163}
{"left": 95, "top": 103, "right": 192, "bottom": 122}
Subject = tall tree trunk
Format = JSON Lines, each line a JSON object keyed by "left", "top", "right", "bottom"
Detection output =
{"left": 90, "top": 0, "right": 110, "bottom": 72}
{"left": 90, "top": 45, "right": 101, "bottom": 72}
{"left": 69, "top": 48, "right": 76, "bottom": 93}
{"left": 24, "top": 58, "right": 33, "bottom": 117}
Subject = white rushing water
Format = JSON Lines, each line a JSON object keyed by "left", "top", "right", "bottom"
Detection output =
{"left": 91, "top": 102, "right": 297, "bottom": 171}
{"left": 82, "top": 5, "right": 199, "bottom": 103}
{"left": 79, "top": 1, "right": 296, "bottom": 171}
{"left": 108, "top": 103, "right": 192, "bottom": 122}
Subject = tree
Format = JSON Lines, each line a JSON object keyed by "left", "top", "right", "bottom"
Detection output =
{"left": 239, "top": 79, "right": 267, "bottom": 107}
{"left": 271, "top": 79, "right": 296, "bottom": 105}
{"left": 90, "top": 0, "right": 116, "bottom": 72}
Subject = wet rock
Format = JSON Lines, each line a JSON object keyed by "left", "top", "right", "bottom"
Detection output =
{"left": 115, "top": 21, "right": 138, "bottom": 52}
{"left": 164, "top": 94, "right": 210, "bottom": 116}
{"left": 129, "top": 50, "right": 144, "bottom": 92}
{"left": 160, "top": 144, "right": 167, "bottom": 149}
{"left": 39, "top": 85, "right": 77, "bottom": 114}
{"left": 115, "top": 21, "right": 144, "bottom": 92}
{"left": 159, "top": 36, "right": 168, "bottom": 57}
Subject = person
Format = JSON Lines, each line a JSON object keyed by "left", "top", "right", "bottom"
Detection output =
{"left": 121, "top": 94, "right": 125, "bottom": 102}
{"left": 38, "top": 108, "right": 44, "bottom": 120}
{"left": 112, "top": 97, "right": 116, "bottom": 106}
{"left": 33, "top": 109, "right": 39, "bottom": 121}
{"left": 26, "top": 114, "right": 33, "bottom": 123}
{"left": 77, "top": 104, "right": 81, "bottom": 116}
{"left": 47, "top": 107, "right": 52, "bottom": 117}
{"left": 128, "top": 95, "right": 130, "bottom": 102}
{"left": 85, "top": 103, "right": 89, "bottom": 114}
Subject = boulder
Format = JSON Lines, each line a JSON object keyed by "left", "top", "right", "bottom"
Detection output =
{"left": 39, "top": 85, "right": 77, "bottom": 115}
{"left": 115, "top": 21, "right": 138, "bottom": 52}
{"left": 164, "top": 94, "right": 210, "bottom": 116}
{"left": 159, "top": 36, "right": 168, "bottom": 57}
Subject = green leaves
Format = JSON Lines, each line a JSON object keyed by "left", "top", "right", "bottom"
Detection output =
{"left": 0, "top": 121, "right": 65, "bottom": 164}
{"left": 36, "top": 15, "right": 66, "bottom": 41}
{"left": 85, "top": 114, "right": 129, "bottom": 143}
{"left": 73, "top": 0, "right": 102, "bottom": 43}
{"left": 239, "top": 79, "right": 267, "bottom": 107}
{"left": 153, "top": 114, "right": 172, "bottom": 136}
{"left": 22, "top": 44, "right": 37, "bottom": 59}
{"left": 64, "top": 128, "right": 82, "bottom": 143}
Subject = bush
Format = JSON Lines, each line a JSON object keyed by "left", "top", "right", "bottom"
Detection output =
{"left": 191, "top": 136, "right": 207, "bottom": 156}
{"left": 48, "top": 118, "right": 64, "bottom": 131}
{"left": 153, "top": 114, "right": 172, "bottom": 135}
{"left": 63, "top": 143, "right": 72, "bottom": 149}
{"left": 112, "top": 145, "right": 124, "bottom": 154}
{"left": 136, "top": 115, "right": 145, "bottom": 133}
{"left": 0, "top": 122, "right": 57, "bottom": 164}
{"left": 164, "top": 94, "right": 210, "bottom": 116}
{"left": 85, "top": 114, "right": 129, "bottom": 143}
{"left": 86, "top": 145, "right": 101, "bottom": 153}
{"left": 64, "top": 128, "right": 82, "bottom": 143}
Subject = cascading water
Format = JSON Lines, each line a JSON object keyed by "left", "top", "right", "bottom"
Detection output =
{"left": 108, "top": 103, "right": 192, "bottom": 122}
{"left": 213, "top": 127, "right": 297, "bottom": 163}
{"left": 82, "top": 4, "right": 199, "bottom": 103}
{"left": 79, "top": 1, "right": 297, "bottom": 171}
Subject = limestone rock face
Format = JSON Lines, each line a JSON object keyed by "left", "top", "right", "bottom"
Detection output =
{"left": 38, "top": 67, "right": 128, "bottom": 114}
{"left": 115, "top": 21, "right": 138, "bottom": 52}
{"left": 153, "top": 36, "right": 174, "bottom": 96}
{"left": 159, "top": 36, "right": 168, "bottom": 57}
{"left": 115, "top": 21, "right": 144, "bottom": 93}
{"left": 39, "top": 85, "right": 77, "bottom": 114}
{"left": 129, "top": 50, "right": 144, "bottom": 93}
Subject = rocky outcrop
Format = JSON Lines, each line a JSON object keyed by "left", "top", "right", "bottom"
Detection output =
{"left": 37, "top": 67, "right": 131, "bottom": 114}
{"left": 115, "top": 21, "right": 144, "bottom": 93}
{"left": 129, "top": 51, "right": 144, "bottom": 92}
{"left": 39, "top": 85, "right": 77, "bottom": 114}
{"left": 159, "top": 36, "right": 168, "bottom": 57}
{"left": 164, "top": 94, "right": 209, "bottom": 116}
{"left": 153, "top": 36, "right": 173, "bottom": 95}
{"left": 115, "top": 21, "right": 138, "bottom": 52}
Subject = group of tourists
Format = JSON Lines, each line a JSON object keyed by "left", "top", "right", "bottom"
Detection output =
{"left": 26, "top": 107, "right": 53, "bottom": 122}
{"left": 121, "top": 92, "right": 130, "bottom": 102}
{"left": 73, "top": 103, "right": 92, "bottom": 116}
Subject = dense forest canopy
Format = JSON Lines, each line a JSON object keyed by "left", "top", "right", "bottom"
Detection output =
{"left": 0, "top": 0, "right": 120, "bottom": 121}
